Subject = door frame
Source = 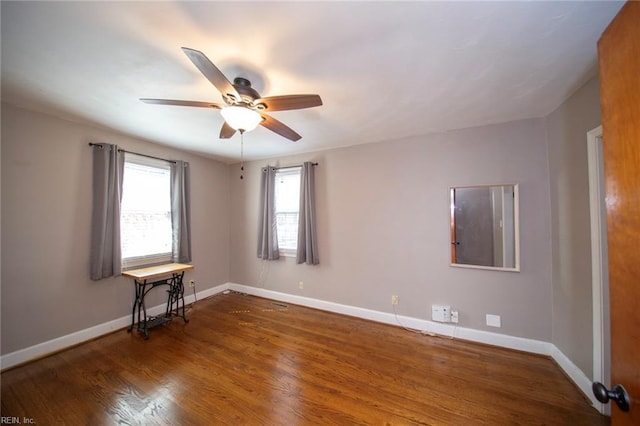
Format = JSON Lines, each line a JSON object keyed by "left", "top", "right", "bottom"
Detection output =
{"left": 587, "top": 125, "right": 611, "bottom": 416}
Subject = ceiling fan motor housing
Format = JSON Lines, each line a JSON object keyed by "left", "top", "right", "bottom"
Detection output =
{"left": 231, "top": 77, "right": 263, "bottom": 108}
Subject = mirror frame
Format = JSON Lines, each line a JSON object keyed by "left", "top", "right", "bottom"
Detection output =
{"left": 449, "top": 184, "right": 520, "bottom": 272}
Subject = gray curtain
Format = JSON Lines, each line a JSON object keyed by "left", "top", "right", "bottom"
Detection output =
{"left": 171, "top": 160, "right": 192, "bottom": 263}
{"left": 257, "top": 166, "right": 279, "bottom": 260}
{"left": 90, "top": 144, "right": 125, "bottom": 280}
{"left": 296, "top": 162, "right": 319, "bottom": 265}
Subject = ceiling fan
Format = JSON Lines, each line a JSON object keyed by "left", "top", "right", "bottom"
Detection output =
{"left": 141, "top": 47, "right": 323, "bottom": 142}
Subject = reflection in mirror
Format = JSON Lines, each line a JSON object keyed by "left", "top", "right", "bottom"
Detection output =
{"left": 450, "top": 184, "right": 519, "bottom": 271}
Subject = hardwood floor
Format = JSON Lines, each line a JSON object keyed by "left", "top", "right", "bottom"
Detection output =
{"left": 1, "top": 292, "right": 607, "bottom": 425}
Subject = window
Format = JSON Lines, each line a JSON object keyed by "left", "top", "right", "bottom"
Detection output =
{"left": 275, "top": 167, "right": 301, "bottom": 254}
{"left": 120, "top": 153, "right": 173, "bottom": 269}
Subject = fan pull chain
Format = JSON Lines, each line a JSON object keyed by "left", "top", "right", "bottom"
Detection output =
{"left": 240, "top": 130, "right": 245, "bottom": 180}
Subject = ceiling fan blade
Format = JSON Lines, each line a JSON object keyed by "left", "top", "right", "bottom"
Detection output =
{"left": 219, "top": 121, "right": 237, "bottom": 139}
{"left": 181, "top": 47, "right": 240, "bottom": 102}
{"left": 259, "top": 113, "right": 302, "bottom": 142}
{"left": 253, "top": 94, "right": 322, "bottom": 112}
{"left": 140, "top": 98, "right": 223, "bottom": 109}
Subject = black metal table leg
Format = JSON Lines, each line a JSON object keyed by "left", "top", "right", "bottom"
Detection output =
{"left": 165, "top": 272, "right": 189, "bottom": 323}
{"left": 124, "top": 264, "right": 194, "bottom": 339}
{"left": 128, "top": 279, "right": 147, "bottom": 333}
{"left": 140, "top": 280, "right": 150, "bottom": 339}
{"left": 127, "top": 280, "right": 142, "bottom": 333}
{"left": 175, "top": 272, "right": 189, "bottom": 323}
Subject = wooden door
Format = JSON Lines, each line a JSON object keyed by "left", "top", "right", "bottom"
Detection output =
{"left": 597, "top": 2, "right": 640, "bottom": 424}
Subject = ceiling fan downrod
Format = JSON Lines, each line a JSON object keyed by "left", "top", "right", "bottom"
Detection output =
{"left": 239, "top": 129, "right": 245, "bottom": 180}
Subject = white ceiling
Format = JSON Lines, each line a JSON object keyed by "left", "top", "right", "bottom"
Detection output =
{"left": 1, "top": 1, "right": 623, "bottom": 163}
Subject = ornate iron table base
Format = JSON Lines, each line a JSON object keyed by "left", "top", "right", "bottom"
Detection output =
{"left": 123, "top": 265, "right": 193, "bottom": 339}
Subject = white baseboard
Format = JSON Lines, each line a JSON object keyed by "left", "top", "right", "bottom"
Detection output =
{"left": 229, "top": 283, "right": 598, "bottom": 411}
{"left": 229, "top": 283, "right": 550, "bottom": 353}
{"left": 549, "top": 344, "right": 601, "bottom": 410}
{"left": 1, "top": 281, "right": 598, "bottom": 413}
{"left": 0, "top": 283, "right": 229, "bottom": 371}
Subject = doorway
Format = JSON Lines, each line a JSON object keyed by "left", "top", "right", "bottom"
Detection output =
{"left": 587, "top": 125, "right": 610, "bottom": 416}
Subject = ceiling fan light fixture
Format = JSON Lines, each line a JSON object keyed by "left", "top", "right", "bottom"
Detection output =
{"left": 220, "top": 106, "right": 262, "bottom": 132}
{"left": 143, "top": 48, "right": 322, "bottom": 141}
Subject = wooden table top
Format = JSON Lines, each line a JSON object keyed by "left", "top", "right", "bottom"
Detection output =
{"left": 122, "top": 263, "right": 194, "bottom": 281}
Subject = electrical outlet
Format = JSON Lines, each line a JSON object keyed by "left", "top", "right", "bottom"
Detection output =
{"left": 451, "top": 310, "right": 459, "bottom": 323}
{"left": 299, "top": 281, "right": 304, "bottom": 289}
{"left": 189, "top": 280, "right": 195, "bottom": 288}
{"left": 432, "top": 305, "right": 451, "bottom": 322}
{"left": 391, "top": 295, "right": 399, "bottom": 305}
{"left": 486, "top": 314, "right": 501, "bottom": 327}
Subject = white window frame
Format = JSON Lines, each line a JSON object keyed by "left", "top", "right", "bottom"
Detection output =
{"left": 120, "top": 153, "right": 173, "bottom": 269}
{"left": 275, "top": 166, "right": 301, "bottom": 257}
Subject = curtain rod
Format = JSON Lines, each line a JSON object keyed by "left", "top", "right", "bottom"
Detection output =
{"left": 267, "top": 163, "right": 318, "bottom": 171}
{"left": 88, "top": 143, "right": 177, "bottom": 164}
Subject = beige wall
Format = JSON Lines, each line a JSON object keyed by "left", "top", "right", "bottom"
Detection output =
{"left": 229, "top": 118, "right": 554, "bottom": 341}
{"left": 2, "top": 77, "right": 600, "bottom": 373}
{"left": 1, "top": 103, "right": 230, "bottom": 354}
{"left": 546, "top": 76, "right": 603, "bottom": 378}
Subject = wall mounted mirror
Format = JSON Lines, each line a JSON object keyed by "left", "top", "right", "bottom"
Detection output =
{"left": 450, "top": 184, "right": 520, "bottom": 271}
